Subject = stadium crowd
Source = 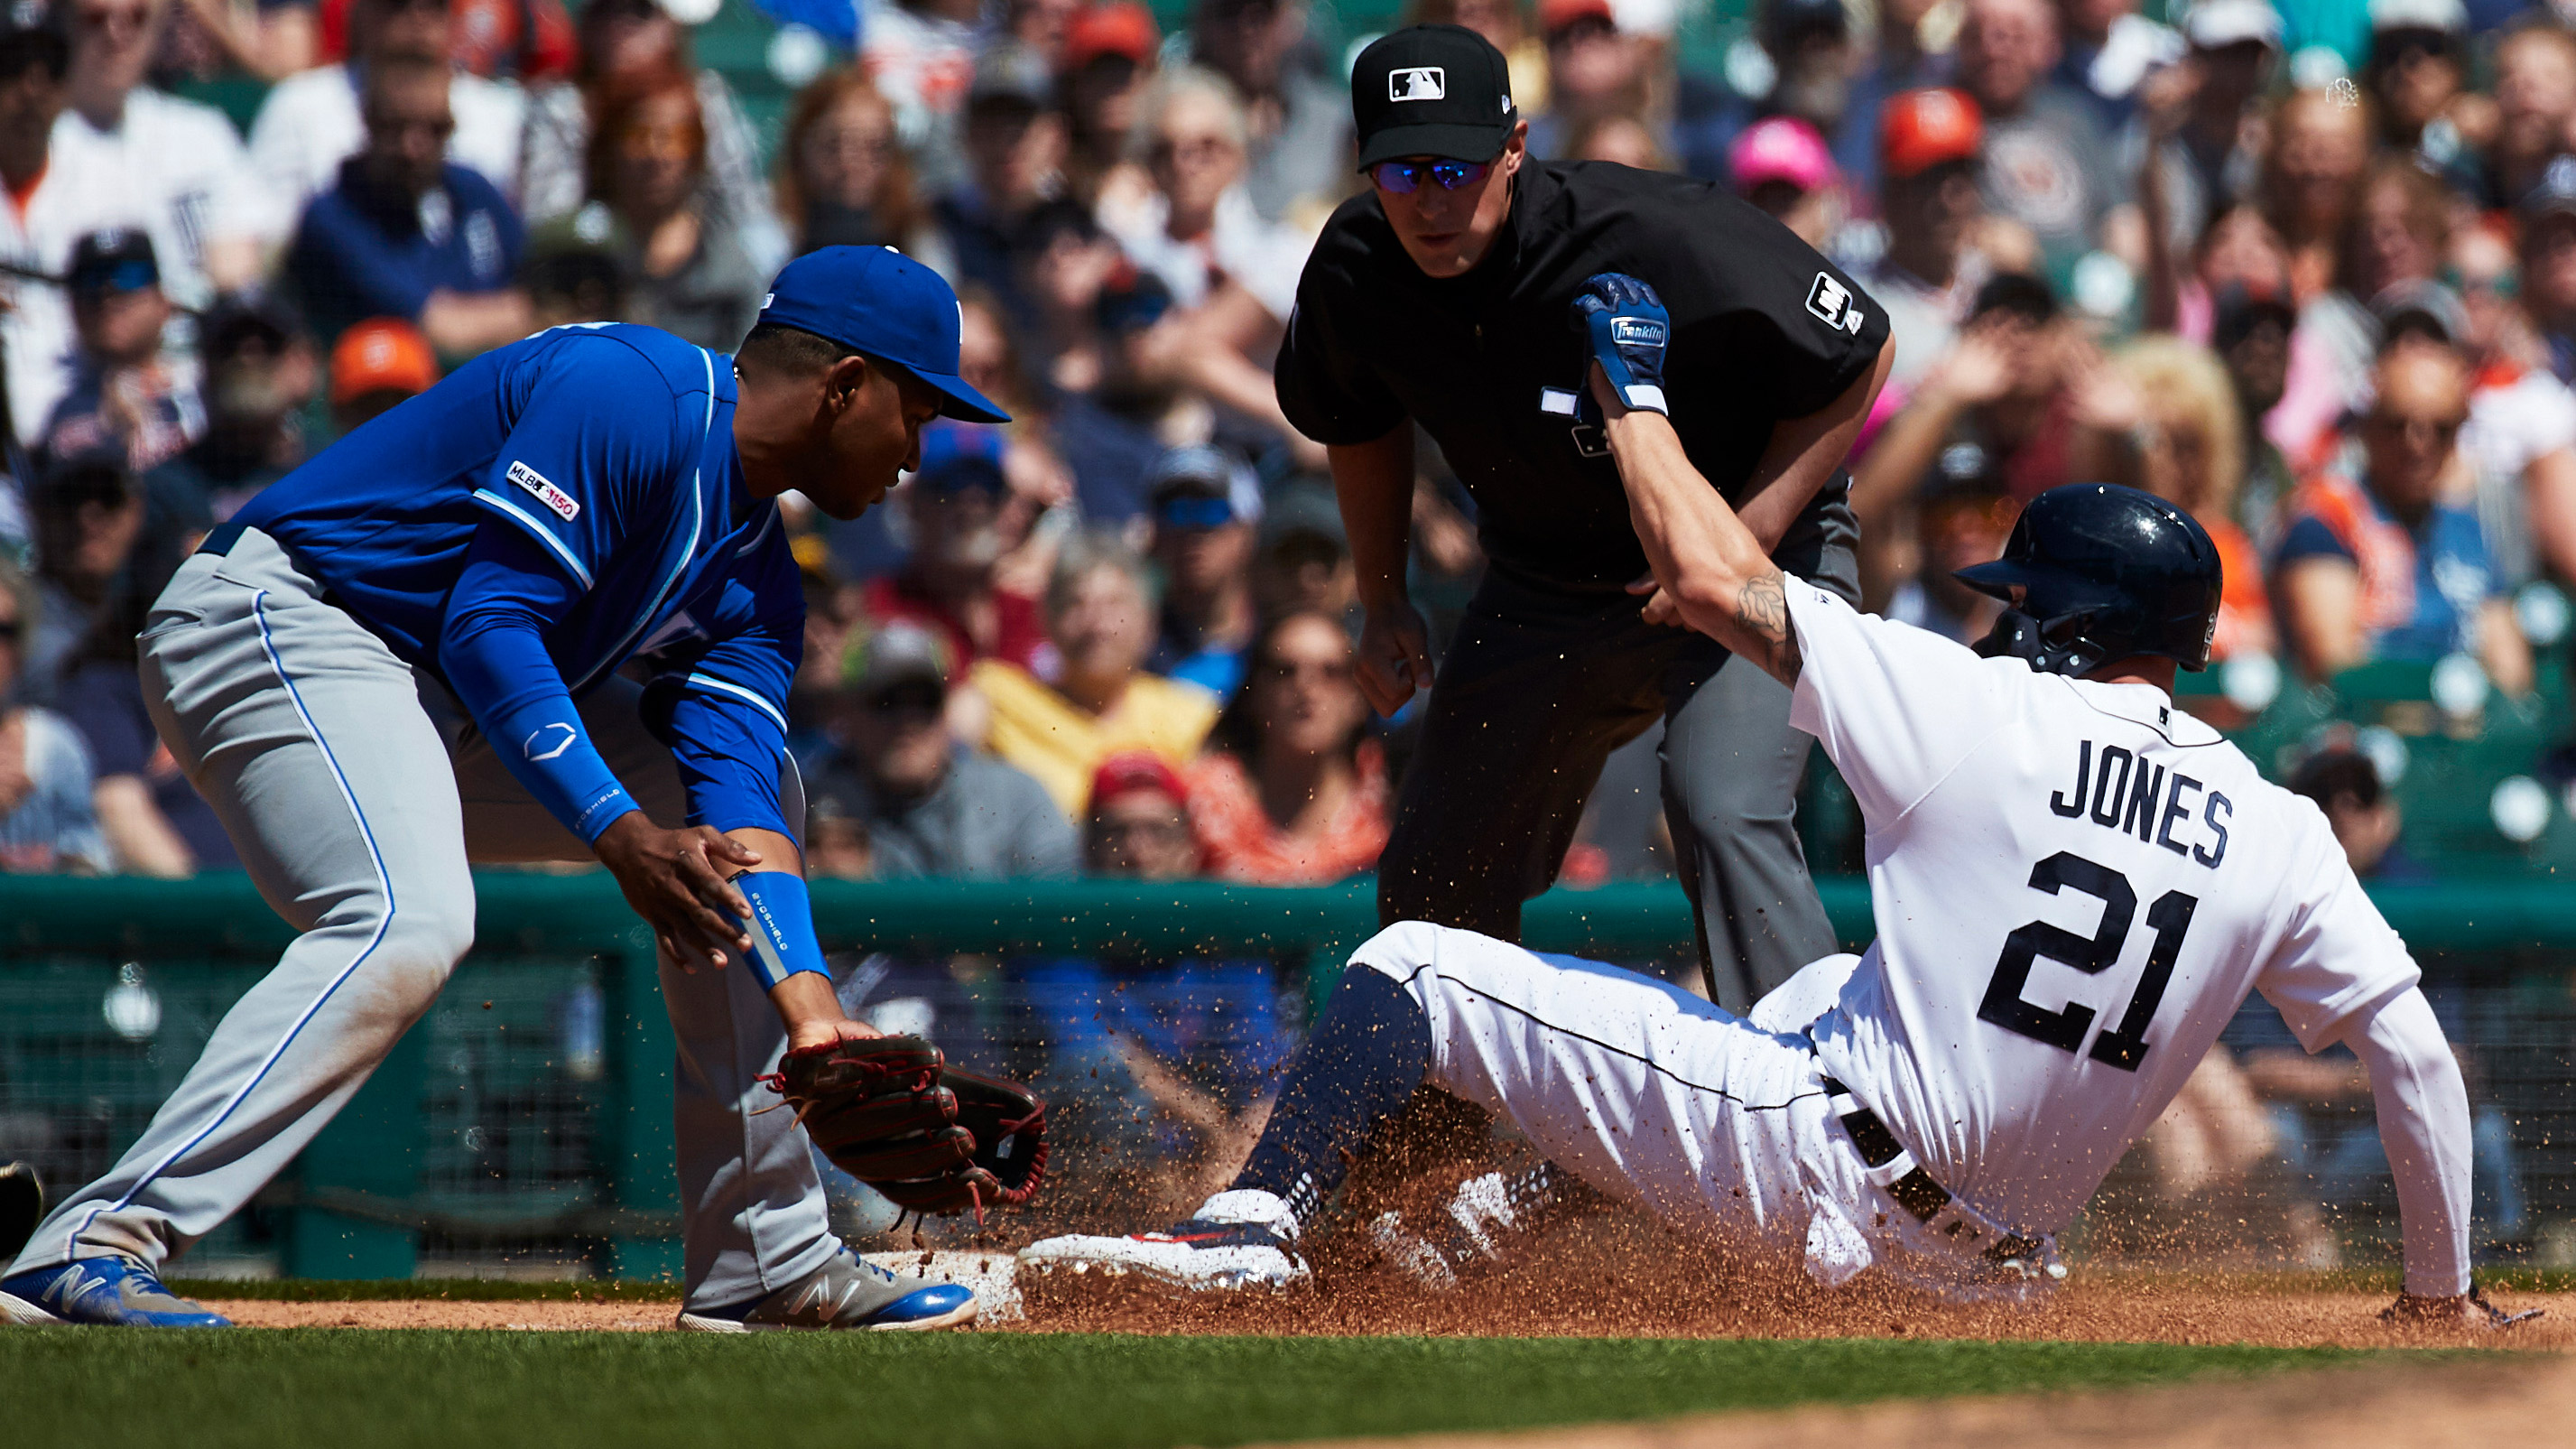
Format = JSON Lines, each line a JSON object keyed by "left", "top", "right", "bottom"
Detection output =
{"left": 0, "top": 0, "right": 2565, "bottom": 900}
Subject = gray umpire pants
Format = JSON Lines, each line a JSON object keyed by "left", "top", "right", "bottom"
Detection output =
{"left": 6, "top": 529, "right": 832, "bottom": 1310}
{"left": 1378, "top": 504, "right": 1858, "bottom": 1014}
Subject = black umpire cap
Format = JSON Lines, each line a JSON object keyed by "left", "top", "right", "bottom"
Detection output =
{"left": 1350, "top": 25, "right": 1517, "bottom": 169}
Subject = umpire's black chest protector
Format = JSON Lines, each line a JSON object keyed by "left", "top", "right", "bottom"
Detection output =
{"left": 1277, "top": 160, "right": 1891, "bottom": 592}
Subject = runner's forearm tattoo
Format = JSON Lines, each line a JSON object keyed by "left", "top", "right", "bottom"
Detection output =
{"left": 1735, "top": 570, "right": 1802, "bottom": 686}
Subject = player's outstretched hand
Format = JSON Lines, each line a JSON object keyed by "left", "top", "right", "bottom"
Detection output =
{"left": 1572, "top": 273, "right": 1670, "bottom": 416}
{"left": 2381, "top": 1284, "right": 2544, "bottom": 1332}
{"left": 1356, "top": 598, "right": 1434, "bottom": 717}
{"left": 592, "top": 813, "right": 762, "bottom": 967}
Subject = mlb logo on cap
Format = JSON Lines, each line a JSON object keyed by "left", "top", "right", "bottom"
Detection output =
{"left": 1390, "top": 66, "right": 1445, "bottom": 100}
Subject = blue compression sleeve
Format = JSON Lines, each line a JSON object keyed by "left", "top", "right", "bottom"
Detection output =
{"left": 439, "top": 523, "right": 640, "bottom": 842}
{"left": 732, "top": 871, "right": 828, "bottom": 990}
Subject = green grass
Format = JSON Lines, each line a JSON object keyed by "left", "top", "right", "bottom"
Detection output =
{"left": 0, "top": 1331, "right": 2469, "bottom": 1449}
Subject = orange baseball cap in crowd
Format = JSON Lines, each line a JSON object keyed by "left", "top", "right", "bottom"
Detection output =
{"left": 1539, "top": 0, "right": 1616, "bottom": 33}
{"left": 1880, "top": 88, "right": 1983, "bottom": 181}
{"left": 1090, "top": 750, "right": 1188, "bottom": 811}
{"left": 329, "top": 319, "right": 440, "bottom": 405}
{"left": 1066, "top": 1, "right": 1158, "bottom": 69}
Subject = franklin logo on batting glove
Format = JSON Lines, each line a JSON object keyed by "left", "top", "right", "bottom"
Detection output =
{"left": 1573, "top": 272, "right": 1671, "bottom": 416}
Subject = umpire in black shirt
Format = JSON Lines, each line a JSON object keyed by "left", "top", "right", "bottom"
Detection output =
{"left": 1276, "top": 26, "right": 1893, "bottom": 1010}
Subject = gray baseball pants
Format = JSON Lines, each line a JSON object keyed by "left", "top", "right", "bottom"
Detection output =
{"left": 6, "top": 529, "right": 832, "bottom": 1309}
{"left": 1378, "top": 508, "right": 1859, "bottom": 1015}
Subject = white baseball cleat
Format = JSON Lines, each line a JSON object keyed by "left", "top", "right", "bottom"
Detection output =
{"left": 1018, "top": 1189, "right": 1310, "bottom": 1292}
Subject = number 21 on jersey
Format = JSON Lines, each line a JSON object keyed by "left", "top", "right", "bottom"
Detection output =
{"left": 1978, "top": 850, "right": 2199, "bottom": 1072}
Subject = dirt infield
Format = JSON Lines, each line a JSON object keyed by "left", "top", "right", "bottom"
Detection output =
{"left": 196, "top": 1252, "right": 2576, "bottom": 1350}
{"left": 1274, "top": 1355, "right": 2576, "bottom": 1449}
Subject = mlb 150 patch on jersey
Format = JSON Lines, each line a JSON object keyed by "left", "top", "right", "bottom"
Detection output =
{"left": 507, "top": 460, "right": 581, "bottom": 521}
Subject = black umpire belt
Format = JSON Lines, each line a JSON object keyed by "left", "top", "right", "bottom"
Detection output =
{"left": 1819, "top": 1075, "right": 2043, "bottom": 1265}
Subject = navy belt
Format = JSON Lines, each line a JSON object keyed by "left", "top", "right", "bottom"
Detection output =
{"left": 1819, "top": 1075, "right": 2043, "bottom": 1264}
{"left": 196, "top": 516, "right": 248, "bottom": 557}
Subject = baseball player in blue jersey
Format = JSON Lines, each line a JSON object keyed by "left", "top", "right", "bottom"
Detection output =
{"left": 1, "top": 246, "right": 1005, "bottom": 1331}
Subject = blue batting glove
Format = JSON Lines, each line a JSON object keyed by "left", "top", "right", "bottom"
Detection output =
{"left": 1572, "top": 273, "right": 1670, "bottom": 415}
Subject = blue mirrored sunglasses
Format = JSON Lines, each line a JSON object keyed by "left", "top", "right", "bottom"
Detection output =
{"left": 1368, "top": 158, "right": 1491, "bottom": 194}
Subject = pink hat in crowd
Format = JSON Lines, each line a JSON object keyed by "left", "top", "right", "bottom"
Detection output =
{"left": 1728, "top": 116, "right": 1839, "bottom": 197}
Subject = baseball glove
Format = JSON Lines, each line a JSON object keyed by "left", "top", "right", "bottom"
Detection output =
{"left": 771, "top": 1036, "right": 1048, "bottom": 1221}
{"left": 0, "top": 1161, "right": 42, "bottom": 1265}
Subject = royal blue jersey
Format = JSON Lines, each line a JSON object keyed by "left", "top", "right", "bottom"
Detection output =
{"left": 230, "top": 322, "right": 802, "bottom": 840}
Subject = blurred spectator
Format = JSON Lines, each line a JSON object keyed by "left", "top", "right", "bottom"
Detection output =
{"left": 542, "top": 66, "right": 765, "bottom": 350}
{"left": 52, "top": 0, "right": 275, "bottom": 300}
{"left": 863, "top": 423, "right": 1052, "bottom": 673}
{"left": 2479, "top": 23, "right": 2576, "bottom": 213}
{"left": 1047, "top": 267, "right": 1194, "bottom": 526}
{"left": 2274, "top": 339, "right": 2533, "bottom": 691}
{"left": 1565, "top": 113, "right": 1671, "bottom": 170}
{"left": 520, "top": 229, "right": 626, "bottom": 329}
{"left": 1955, "top": 0, "right": 2141, "bottom": 277}
{"left": 518, "top": 0, "right": 783, "bottom": 275}
{"left": 1832, "top": 0, "right": 1951, "bottom": 201}
{"left": 935, "top": 53, "right": 1070, "bottom": 317}
{"left": 1189, "top": 0, "right": 1350, "bottom": 225}
{"left": 2364, "top": 0, "right": 2480, "bottom": 177}
{"left": 2450, "top": 220, "right": 2576, "bottom": 591}
{"left": 1060, "top": 0, "right": 1158, "bottom": 205}
{"left": 0, "top": 559, "right": 109, "bottom": 873}
{"left": 249, "top": 0, "right": 527, "bottom": 214}
{"left": 2052, "top": 0, "right": 2182, "bottom": 131}
{"left": 968, "top": 533, "right": 1219, "bottom": 818}
{"left": 803, "top": 796, "right": 871, "bottom": 880}
{"left": 804, "top": 622, "right": 1077, "bottom": 879}
{"left": 286, "top": 52, "right": 530, "bottom": 350}
{"left": 775, "top": 67, "right": 932, "bottom": 257}
{"left": 1864, "top": 89, "right": 1995, "bottom": 387}
{"left": 859, "top": 0, "right": 983, "bottom": 189}
{"left": 1082, "top": 748, "right": 1199, "bottom": 877}
{"left": 153, "top": 292, "right": 317, "bottom": 523}
{"left": 2260, "top": 85, "right": 2371, "bottom": 303}
{"left": 0, "top": 20, "right": 77, "bottom": 450}
{"left": 1185, "top": 609, "right": 1388, "bottom": 884}
{"left": 1143, "top": 445, "right": 1261, "bottom": 701}
{"left": 24, "top": 449, "right": 161, "bottom": 706}
{"left": 1884, "top": 455, "right": 2018, "bottom": 642}
{"left": 1853, "top": 275, "right": 2090, "bottom": 557}
{"left": 40, "top": 230, "right": 203, "bottom": 475}
{"left": 2209, "top": 282, "right": 2301, "bottom": 546}
{"left": 1727, "top": 116, "right": 1844, "bottom": 250}
{"left": 328, "top": 315, "right": 438, "bottom": 432}
{"left": 2133, "top": 0, "right": 2276, "bottom": 267}
{"left": 1529, "top": 0, "right": 1647, "bottom": 165}
{"left": 173, "top": 0, "right": 319, "bottom": 80}
{"left": 2518, "top": 156, "right": 2576, "bottom": 385}
{"left": 2306, "top": 156, "right": 2450, "bottom": 416}
{"left": 445, "top": 0, "right": 575, "bottom": 81}
{"left": 1249, "top": 482, "right": 1354, "bottom": 618}
{"left": 2117, "top": 336, "right": 2275, "bottom": 660}
{"left": 2288, "top": 744, "right": 2429, "bottom": 880}
{"left": 1100, "top": 66, "right": 1308, "bottom": 325}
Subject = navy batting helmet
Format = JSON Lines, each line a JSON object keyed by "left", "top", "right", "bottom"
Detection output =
{"left": 1953, "top": 483, "right": 2223, "bottom": 676}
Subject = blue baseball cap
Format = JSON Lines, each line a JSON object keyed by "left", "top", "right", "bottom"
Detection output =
{"left": 754, "top": 246, "right": 1011, "bottom": 424}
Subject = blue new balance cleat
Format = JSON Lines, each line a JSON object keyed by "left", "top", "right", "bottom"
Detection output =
{"left": 0, "top": 1258, "right": 233, "bottom": 1327}
{"left": 674, "top": 1247, "right": 978, "bottom": 1333}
